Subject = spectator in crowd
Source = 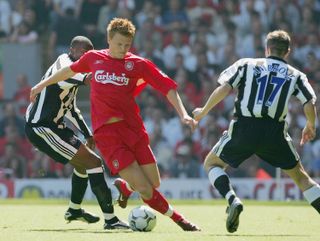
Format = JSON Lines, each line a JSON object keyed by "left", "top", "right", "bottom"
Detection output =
{"left": 138, "top": 39, "right": 165, "bottom": 71}
{"left": 9, "top": 20, "right": 38, "bottom": 43}
{"left": 51, "top": 0, "right": 81, "bottom": 23}
{"left": 238, "top": 11, "right": 265, "bottom": 58}
{"left": 233, "top": 0, "right": 268, "bottom": 37}
{"left": 0, "top": 0, "right": 12, "bottom": 38}
{"left": 28, "top": 0, "right": 53, "bottom": 33}
{"left": 135, "top": 1, "right": 161, "bottom": 28}
{"left": 0, "top": 102, "right": 25, "bottom": 137}
{"left": 149, "top": 122, "right": 172, "bottom": 177}
{"left": 170, "top": 142, "right": 201, "bottom": 178}
{"left": 0, "top": 142, "right": 27, "bottom": 179}
{"left": 0, "top": 123, "right": 33, "bottom": 161}
{"left": 13, "top": 74, "right": 31, "bottom": 115}
{"left": 267, "top": 0, "right": 301, "bottom": 33}
{"left": 134, "top": 17, "right": 164, "bottom": 55}
{"left": 97, "top": 0, "right": 119, "bottom": 34}
{"left": 174, "top": 125, "right": 202, "bottom": 159}
{"left": 186, "top": 0, "right": 217, "bottom": 24}
{"left": 162, "top": 30, "right": 191, "bottom": 71}
{"left": 9, "top": 0, "right": 25, "bottom": 34}
{"left": 48, "top": 8, "right": 83, "bottom": 61}
{"left": 161, "top": 0, "right": 189, "bottom": 32}
{"left": 294, "top": 33, "right": 320, "bottom": 67}
{"left": 78, "top": 0, "right": 104, "bottom": 32}
{"left": 29, "top": 151, "right": 59, "bottom": 178}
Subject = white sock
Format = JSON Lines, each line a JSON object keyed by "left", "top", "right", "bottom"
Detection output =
{"left": 208, "top": 167, "right": 228, "bottom": 186}
{"left": 69, "top": 201, "right": 81, "bottom": 210}
{"left": 164, "top": 205, "right": 174, "bottom": 217}
{"left": 225, "top": 190, "right": 236, "bottom": 201}
{"left": 104, "top": 213, "right": 116, "bottom": 221}
{"left": 303, "top": 184, "right": 320, "bottom": 204}
{"left": 86, "top": 166, "right": 104, "bottom": 174}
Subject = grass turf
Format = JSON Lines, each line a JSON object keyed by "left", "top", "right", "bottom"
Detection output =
{"left": 0, "top": 199, "right": 317, "bottom": 241}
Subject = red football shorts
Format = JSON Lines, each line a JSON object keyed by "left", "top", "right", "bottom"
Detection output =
{"left": 94, "top": 121, "right": 156, "bottom": 175}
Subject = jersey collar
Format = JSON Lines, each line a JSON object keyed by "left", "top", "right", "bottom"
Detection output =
{"left": 267, "top": 56, "right": 287, "bottom": 64}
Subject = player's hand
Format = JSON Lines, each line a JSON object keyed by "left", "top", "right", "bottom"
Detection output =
{"left": 30, "top": 84, "right": 43, "bottom": 103}
{"left": 300, "top": 122, "right": 316, "bottom": 145}
{"left": 84, "top": 73, "right": 92, "bottom": 85}
{"left": 181, "top": 115, "right": 198, "bottom": 132}
{"left": 192, "top": 107, "right": 205, "bottom": 121}
{"left": 85, "top": 136, "right": 96, "bottom": 150}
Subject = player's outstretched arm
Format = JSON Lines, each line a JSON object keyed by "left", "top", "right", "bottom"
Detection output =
{"left": 30, "top": 66, "right": 76, "bottom": 102}
{"left": 166, "top": 89, "right": 197, "bottom": 131}
{"left": 300, "top": 101, "right": 317, "bottom": 145}
{"left": 193, "top": 83, "right": 232, "bottom": 122}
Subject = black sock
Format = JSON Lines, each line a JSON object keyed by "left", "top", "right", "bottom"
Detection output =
{"left": 105, "top": 216, "right": 119, "bottom": 224}
{"left": 311, "top": 197, "right": 320, "bottom": 214}
{"left": 88, "top": 172, "right": 114, "bottom": 214}
{"left": 70, "top": 171, "right": 88, "bottom": 207}
{"left": 214, "top": 175, "right": 235, "bottom": 205}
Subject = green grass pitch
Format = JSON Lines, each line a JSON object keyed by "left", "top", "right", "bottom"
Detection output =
{"left": 0, "top": 199, "right": 318, "bottom": 241}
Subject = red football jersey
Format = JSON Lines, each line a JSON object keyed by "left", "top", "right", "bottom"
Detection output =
{"left": 70, "top": 49, "right": 177, "bottom": 132}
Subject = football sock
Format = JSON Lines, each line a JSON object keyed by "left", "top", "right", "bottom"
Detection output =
{"left": 208, "top": 167, "right": 236, "bottom": 205}
{"left": 118, "top": 178, "right": 134, "bottom": 197}
{"left": 143, "top": 189, "right": 183, "bottom": 222}
{"left": 69, "top": 169, "right": 88, "bottom": 210}
{"left": 87, "top": 167, "right": 114, "bottom": 214}
{"left": 104, "top": 213, "right": 116, "bottom": 221}
{"left": 303, "top": 184, "right": 320, "bottom": 213}
{"left": 105, "top": 216, "right": 119, "bottom": 224}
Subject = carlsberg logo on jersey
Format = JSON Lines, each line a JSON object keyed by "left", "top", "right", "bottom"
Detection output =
{"left": 95, "top": 70, "right": 129, "bottom": 86}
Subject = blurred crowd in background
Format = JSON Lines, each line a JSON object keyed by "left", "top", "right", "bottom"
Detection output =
{"left": 0, "top": 0, "right": 320, "bottom": 180}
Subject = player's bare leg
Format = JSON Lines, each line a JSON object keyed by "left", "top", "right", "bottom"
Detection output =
{"left": 113, "top": 157, "right": 161, "bottom": 208}
{"left": 140, "top": 163, "right": 200, "bottom": 231}
{"left": 283, "top": 161, "right": 320, "bottom": 213}
{"left": 118, "top": 161, "right": 201, "bottom": 231}
{"left": 70, "top": 144, "right": 130, "bottom": 229}
{"left": 204, "top": 152, "right": 243, "bottom": 233}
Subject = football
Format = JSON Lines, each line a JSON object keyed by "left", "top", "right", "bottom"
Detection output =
{"left": 128, "top": 205, "right": 157, "bottom": 231}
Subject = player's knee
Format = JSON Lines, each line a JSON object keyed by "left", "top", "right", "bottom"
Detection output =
{"left": 204, "top": 154, "right": 215, "bottom": 172}
{"left": 204, "top": 153, "right": 226, "bottom": 172}
{"left": 75, "top": 166, "right": 86, "bottom": 175}
{"left": 151, "top": 180, "right": 161, "bottom": 189}
{"left": 85, "top": 155, "right": 103, "bottom": 169}
{"left": 134, "top": 183, "right": 153, "bottom": 199}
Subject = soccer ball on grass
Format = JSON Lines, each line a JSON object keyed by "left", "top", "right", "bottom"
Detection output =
{"left": 128, "top": 205, "right": 157, "bottom": 231}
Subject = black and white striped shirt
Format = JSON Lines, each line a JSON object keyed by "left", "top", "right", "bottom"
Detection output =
{"left": 26, "top": 53, "right": 92, "bottom": 138}
{"left": 218, "top": 56, "right": 317, "bottom": 122}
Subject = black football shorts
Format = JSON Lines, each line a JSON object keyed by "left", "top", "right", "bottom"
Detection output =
{"left": 211, "top": 117, "right": 299, "bottom": 170}
{"left": 25, "top": 124, "right": 82, "bottom": 164}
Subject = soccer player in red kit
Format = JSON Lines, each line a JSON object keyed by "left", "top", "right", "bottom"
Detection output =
{"left": 30, "top": 18, "right": 200, "bottom": 231}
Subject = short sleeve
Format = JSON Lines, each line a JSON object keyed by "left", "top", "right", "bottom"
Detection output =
{"left": 218, "top": 59, "right": 246, "bottom": 89}
{"left": 70, "top": 51, "right": 92, "bottom": 73}
{"left": 294, "top": 74, "right": 317, "bottom": 105}
{"left": 139, "top": 58, "right": 177, "bottom": 95}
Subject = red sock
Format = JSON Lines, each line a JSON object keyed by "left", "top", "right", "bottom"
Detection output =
{"left": 118, "top": 178, "right": 133, "bottom": 197}
{"left": 143, "top": 189, "right": 183, "bottom": 222}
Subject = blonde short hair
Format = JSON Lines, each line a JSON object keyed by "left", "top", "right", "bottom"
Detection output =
{"left": 107, "top": 18, "right": 136, "bottom": 40}
{"left": 266, "top": 30, "right": 291, "bottom": 56}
